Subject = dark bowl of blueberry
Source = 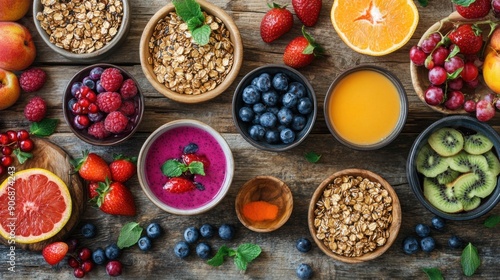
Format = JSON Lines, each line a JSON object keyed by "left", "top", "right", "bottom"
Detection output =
{"left": 62, "top": 64, "right": 144, "bottom": 146}
{"left": 232, "top": 64, "right": 317, "bottom": 151}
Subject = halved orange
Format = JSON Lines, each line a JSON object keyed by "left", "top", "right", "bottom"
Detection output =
{"left": 331, "top": 0, "right": 419, "bottom": 56}
{"left": 0, "top": 168, "right": 72, "bottom": 244}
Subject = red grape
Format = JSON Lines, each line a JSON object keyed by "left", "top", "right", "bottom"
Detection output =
{"left": 428, "top": 66, "right": 447, "bottom": 85}
{"left": 432, "top": 47, "right": 449, "bottom": 66}
{"left": 461, "top": 62, "right": 479, "bottom": 82}
{"left": 464, "top": 100, "right": 477, "bottom": 112}
{"left": 448, "top": 77, "right": 464, "bottom": 90}
{"left": 444, "top": 91, "right": 465, "bottom": 110}
{"left": 409, "top": 46, "right": 426, "bottom": 66}
{"left": 421, "top": 37, "right": 438, "bottom": 54}
{"left": 444, "top": 56, "right": 464, "bottom": 74}
{"left": 494, "top": 0, "right": 500, "bottom": 17}
{"left": 496, "top": 99, "right": 500, "bottom": 111}
{"left": 424, "top": 86, "right": 444, "bottom": 105}
{"left": 476, "top": 99, "right": 495, "bottom": 122}
{"left": 465, "top": 77, "right": 479, "bottom": 89}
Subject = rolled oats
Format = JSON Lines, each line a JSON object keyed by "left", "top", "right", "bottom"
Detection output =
{"left": 36, "top": 0, "right": 123, "bottom": 54}
{"left": 313, "top": 175, "right": 393, "bottom": 258}
{"left": 147, "top": 12, "right": 234, "bottom": 95}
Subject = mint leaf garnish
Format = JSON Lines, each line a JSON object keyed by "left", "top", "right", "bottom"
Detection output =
{"left": 305, "top": 152, "right": 321, "bottom": 163}
{"left": 452, "top": 0, "right": 475, "bottom": 7}
{"left": 484, "top": 215, "right": 500, "bottom": 228}
{"left": 13, "top": 148, "right": 33, "bottom": 164}
{"left": 461, "top": 243, "right": 480, "bottom": 276}
{"left": 161, "top": 159, "right": 188, "bottom": 177}
{"left": 172, "top": 0, "right": 211, "bottom": 45}
{"left": 418, "top": 0, "right": 429, "bottom": 7}
{"left": 30, "top": 118, "right": 58, "bottom": 137}
{"left": 117, "top": 222, "right": 143, "bottom": 249}
{"left": 207, "top": 245, "right": 231, "bottom": 267}
{"left": 207, "top": 244, "right": 261, "bottom": 271}
{"left": 192, "top": 24, "right": 211, "bottom": 46}
{"left": 422, "top": 267, "right": 444, "bottom": 280}
{"left": 188, "top": 161, "right": 205, "bottom": 175}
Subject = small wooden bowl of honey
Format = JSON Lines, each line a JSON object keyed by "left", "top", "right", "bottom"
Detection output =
{"left": 235, "top": 176, "right": 293, "bottom": 233}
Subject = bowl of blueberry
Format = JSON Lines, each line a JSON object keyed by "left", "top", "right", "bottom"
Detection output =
{"left": 63, "top": 64, "right": 144, "bottom": 146}
{"left": 232, "top": 64, "right": 317, "bottom": 151}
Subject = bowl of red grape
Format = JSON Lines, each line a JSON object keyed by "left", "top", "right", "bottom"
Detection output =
{"left": 409, "top": 11, "right": 499, "bottom": 121}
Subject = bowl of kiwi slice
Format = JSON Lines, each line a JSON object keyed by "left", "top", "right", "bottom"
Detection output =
{"left": 407, "top": 115, "right": 500, "bottom": 220}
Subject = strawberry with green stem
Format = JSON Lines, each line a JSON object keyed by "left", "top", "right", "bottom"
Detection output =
{"left": 92, "top": 178, "right": 136, "bottom": 216}
{"left": 72, "top": 151, "right": 111, "bottom": 182}
{"left": 109, "top": 154, "right": 137, "bottom": 183}
{"left": 260, "top": 2, "right": 294, "bottom": 43}
{"left": 283, "top": 26, "right": 324, "bottom": 68}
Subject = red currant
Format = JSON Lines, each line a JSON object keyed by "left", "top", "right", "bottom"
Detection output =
{"left": 76, "top": 115, "right": 90, "bottom": 128}
{"left": 17, "top": 130, "right": 29, "bottom": 141}
{"left": 66, "top": 238, "right": 79, "bottom": 253}
{"left": 19, "top": 139, "right": 34, "bottom": 152}
{"left": 78, "top": 98, "right": 91, "bottom": 109}
{"left": 2, "top": 146, "right": 13, "bottom": 156}
{"left": 81, "top": 260, "right": 94, "bottom": 273}
{"left": 461, "top": 62, "right": 478, "bottom": 82}
{"left": 0, "top": 165, "right": 6, "bottom": 176}
{"left": 68, "top": 257, "right": 80, "bottom": 269}
{"left": 73, "top": 267, "right": 85, "bottom": 278}
{"left": 428, "top": 66, "right": 447, "bottom": 85}
{"left": 424, "top": 86, "right": 444, "bottom": 106}
{"left": 1, "top": 156, "right": 13, "bottom": 167}
{"left": 6, "top": 130, "right": 17, "bottom": 143}
{"left": 72, "top": 103, "right": 83, "bottom": 115}
{"left": 409, "top": 46, "right": 426, "bottom": 66}
{"left": 86, "top": 91, "right": 97, "bottom": 103}
{"left": 78, "top": 247, "right": 92, "bottom": 261}
{"left": 0, "top": 133, "right": 9, "bottom": 145}
{"left": 88, "top": 103, "right": 99, "bottom": 114}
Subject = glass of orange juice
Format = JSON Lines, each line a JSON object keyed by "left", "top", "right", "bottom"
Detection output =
{"left": 324, "top": 65, "right": 408, "bottom": 150}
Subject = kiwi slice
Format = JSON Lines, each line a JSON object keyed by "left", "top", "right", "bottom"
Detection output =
{"left": 423, "top": 177, "right": 463, "bottom": 213}
{"left": 416, "top": 144, "right": 450, "bottom": 177}
{"left": 453, "top": 173, "right": 490, "bottom": 211}
{"left": 449, "top": 151, "right": 489, "bottom": 173}
{"left": 436, "top": 168, "right": 461, "bottom": 185}
{"left": 463, "top": 133, "right": 493, "bottom": 155}
{"left": 483, "top": 150, "right": 500, "bottom": 176}
{"left": 428, "top": 128, "right": 464, "bottom": 157}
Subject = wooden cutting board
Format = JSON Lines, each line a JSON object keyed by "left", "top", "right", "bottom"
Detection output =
{"left": 0, "top": 138, "right": 86, "bottom": 251}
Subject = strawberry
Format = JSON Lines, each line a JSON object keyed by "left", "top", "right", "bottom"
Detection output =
{"left": 292, "top": 0, "right": 322, "bottom": 27}
{"left": 454, "top": 0, "right": 491, "bottom": 19}
{"left": 448, "top": 24, "right": 484, "bottom": 55}
{"left": 94, "top": 179, "right": 136, "bottom": 216}
{"left": 42, "top": 242, "right": 69, "bottom": 266}
{"left": 88, "top": 181, "right": 99, "bottom": 199}
{"left": 109, "top": 154, "right": 137, "bottom": 183}
{"left": 163, "top": 177, "right": 196, "bottom": 193}
{"left": 283, "top": 26, "right": 324, "bottom": 68}
{"left": 72, "top": 151, "right": 111, "bottom": 182}
{"left": 260, "top": 3, "right": 294, "bottom": 43}
{"left": 181, "top": 153, "right": 210, "bottom": 168}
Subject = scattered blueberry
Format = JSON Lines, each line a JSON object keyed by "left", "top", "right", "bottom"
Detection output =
{"left": 296, "top": 263, "right": 313, "bottom": 279}
{"left": 138, "top": 236, "right": 152, "bottom": 251}
{"left": 262, "top": 90, "right": 279, "bottom": 106}
{"left": 146, "top": 222, "right": 162, "bottom": 239}
{"left": 89, "top": 67, "right": 104, "bottom": 80}
{"left": 282, "top": 92, "right": 298, "bottom": 109}
{"left": 218, "top": 224, "right": 235, "bottom": 241}
{"left": 196, "top": 242, "right": 212, "bottom": 259}
{"left": 105, "top": 244, "right": 121, "bottom": 260}
{"left": 288, "top": 82, "right": 306, "bottom": 98}
{"left": 420, "top": 236, "right": 436, "bottom": 252}
{"left": 448, "top": 235, "right": 464, "bottom": 249}
{"left": 260, "top": 112, "right": 278, "bottom": 128}
{"left": 239, "top": 107, "right": 254, "bottom": 122}
{"left": 88, "top": 112, "right": 104, "bottom": 122}
{"left": 183, "top": 143, "right": 199, "bottom": 154}
{"left": 71, "top": 82, "right": 83, "bottom": 96}
{"left": 92, "top": 248, "right": 107, "bottom": 265}
{"left": 253, "top": 103, "right": 267, "bottom": 114}
{"left": 68, "top": 98, "right": 78, "bottom": 113}
{"left": 255, "top": 73, "right": 271, "bottom": 92}
{"left": 242, "top": 85, "right": 261, "bottom": 104}
{"left": 200, "top": 223, "right": 216, "bottom": 238}
{"left": 291, "top": 115, "right": 306, "bottom": 131}
{"left": 431, "top": 216, "right": 445, "bottom": 231}
{"left": 81, "top": 223, "right": 97, "bottom": 238}
{"left": 96, "top": 80, "right": 105, "bottom": 93}
{"left": 402, "top": 236, "right": 420, "bottom": 254}
{"left": 184, "top": 226, "right": 200, "bottom": 244}
{"left": 296, "top": 238, "right": 312, "bottom": 253}
{"left": 277, "top": 107, "right": 293, "bottom": 125}
{"left": 415, "top": 224, "right": 431, "bottom": 238}
{"left": 297, "top": 97, "right": 313, "bottom": 115}
{"left": 174, "top": 241, "right": 190, "bottom": 259}
{"left": 272, "top": 72, "right": 288, "bottom": 91}
{"left": 280, "top": 128, "right": 295, "bottom": 144}
{"left": 194, "top": 182, "right": 205, "bottom": 191}
{"left": 265, "top": 129, "right": 280, "bottom": 144}
{"left": 249, "top": 125, "right": 266, "bottom": 141}
{"left": 83, "top": 76, "right": 95, "bottom": 89}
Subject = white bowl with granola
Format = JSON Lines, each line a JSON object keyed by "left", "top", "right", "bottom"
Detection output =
{"left": 308, "top": 169, "right": 402, "bottom": 263}
{"left": 33, "top": 0, "right": 130, "bottom": 62}
{"left": 139, "top": 0, "right": 243, "bottom": 103}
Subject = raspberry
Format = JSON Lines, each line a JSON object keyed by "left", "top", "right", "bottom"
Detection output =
{"left": 119, "top": 100, "right": 136, "bottom": 116}
{"left": 24, "top": 96, "right": 47, "bottom": 122}
{"left": 96, "top": 92, "right": 122, "bottom": 113}
{"left": 20, "top": 68, "right": 47, "bottom": 92}
{"left": 120, "top": 79, "right": 138, "bottom": 99}
{"left": 100, "top": 68, "right": 123, "bottom": 92}
{"left": 88, "top": 121, "right": 111, "bottom": 139}
{"left": 104, "top": 111, "right": 129, "bottom": 134}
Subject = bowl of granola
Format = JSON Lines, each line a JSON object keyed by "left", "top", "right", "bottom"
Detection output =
{"left": 308, "top": 169, "right": 401, "bottom": 263}
{"left": 139, "top": 0, "right": 243, "bottom": 103}
{"left": 33, "top": 0, "right": 130, "bottom": 62}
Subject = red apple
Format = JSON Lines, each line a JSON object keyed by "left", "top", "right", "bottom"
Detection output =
{"left": 0, "top": 0, "right": 31, "bottom": 22}
{"left": 0, "top": 22, "right": 36, "bottom": 71}
{"left": 0, "top": 68, "right": 21, "bottom": 110}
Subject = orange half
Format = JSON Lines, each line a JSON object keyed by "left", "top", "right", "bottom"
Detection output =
{"left": 331, "top": 0, "right": 419, "bottom": 56}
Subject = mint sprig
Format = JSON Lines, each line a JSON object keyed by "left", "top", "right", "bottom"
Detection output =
{"left": 173, "top": 0, "right": 211, "bottom": 45}
{"left": 207, "top": 243, "right": 261, "bottom": 271}
{"left": 305, "top": 152, "right": 321, "bottom": 163}
{"left": 461, "top": 243, "right": 480, "bottom": 276}
{"left": 161, "top": 159, "right": 205, "bottom": 177}
{"left": 13, "top": 148, "right": 33, "bottom": 164}
{"left": 422, "top": 267, "right": 444, "bottom": 280}
{"left": 30, "top": 118, "right": 58, "bottom": 137}
{"left": 484, "top": 215, "right": 500, "bottom": 228}
{"left": 117, "top": 222, "right": 143, "bottom": 249}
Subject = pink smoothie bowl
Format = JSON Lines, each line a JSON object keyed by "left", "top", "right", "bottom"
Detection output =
{"left": 137, "top": 119, "right": 234, "bottom": 215}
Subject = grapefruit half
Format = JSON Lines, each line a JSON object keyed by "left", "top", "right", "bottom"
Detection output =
{"left": 0, "top": 168, "right": 72, "bottom": 244}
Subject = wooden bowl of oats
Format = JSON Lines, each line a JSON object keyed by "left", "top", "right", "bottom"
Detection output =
{"left": 33, "top": 0, "right": 131, "bottom": 62}
{"left": 139, "top": 0, "right": 243, "bottom": 103}
{"left": 308, "top": 169, "right": 402, "bottom": 263}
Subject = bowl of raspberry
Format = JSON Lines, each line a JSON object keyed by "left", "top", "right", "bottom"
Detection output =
{"left": 63, "top": 64, "right": 144, "bottom": 146}
{"left": 232, "top": 64, "right": 317, "bottom": 152}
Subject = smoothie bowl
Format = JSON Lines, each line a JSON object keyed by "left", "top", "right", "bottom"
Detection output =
{"left": 137, "top": 120, "right": 234, "bottom": 215}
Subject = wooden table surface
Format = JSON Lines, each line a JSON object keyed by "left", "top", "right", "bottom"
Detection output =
{"left": 1, "top": 0, "right": 499, "bottom": 279}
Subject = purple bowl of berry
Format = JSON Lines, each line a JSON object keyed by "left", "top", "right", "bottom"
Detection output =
{"left": 63, "top": 64, "right": 144, "bottom": 146}
{"left": 232, "top": 64, "right": 317, "bottom": 151}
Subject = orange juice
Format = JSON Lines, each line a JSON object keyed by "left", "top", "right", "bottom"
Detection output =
{"left": 327, "top": 70, "right": 402, "bottom": 146}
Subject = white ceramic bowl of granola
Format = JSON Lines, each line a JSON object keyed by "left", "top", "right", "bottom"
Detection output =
{"left": 33, "top": 0, "right": 130, "bottom": 62}
{"left": 139, "top": 0, "right": 243, "bottom": 103}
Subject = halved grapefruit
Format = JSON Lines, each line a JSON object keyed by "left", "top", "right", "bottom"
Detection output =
{"left": 0, "top": 168, "right": 72, "bottom": 244}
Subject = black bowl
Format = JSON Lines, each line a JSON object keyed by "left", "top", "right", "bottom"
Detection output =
{"left": 406, "top": 115, "right": 500, "bottom": 220}
{"left": 232, "top": 64, "right": 317, "bottom": 151}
